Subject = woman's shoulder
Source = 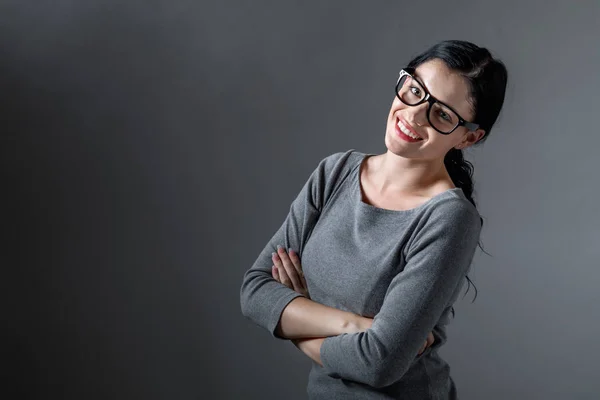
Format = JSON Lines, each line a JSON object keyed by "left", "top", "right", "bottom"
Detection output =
{"left": 420, "top": 188, "right": 482, "bottom": 229}
{"left": 319, "top": 149, "right": 365, "bottom": 168}
{"left": 312, "top": 149, "right": 367, "bottom": 178}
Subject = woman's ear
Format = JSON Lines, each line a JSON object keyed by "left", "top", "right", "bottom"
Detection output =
{"left": 472, "top": 128, "right": 486, "bottom": 144}
{"left": 456, "top": 128, "right": 486, "bottom": 150}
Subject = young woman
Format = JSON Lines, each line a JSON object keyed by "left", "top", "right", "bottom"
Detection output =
{"left": 240, "top": 40, "right": 508, "bottom": 399}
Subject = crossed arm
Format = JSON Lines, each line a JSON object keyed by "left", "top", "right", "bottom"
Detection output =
{"left": 270, "top": 245, "right": 435, "bottom": 366}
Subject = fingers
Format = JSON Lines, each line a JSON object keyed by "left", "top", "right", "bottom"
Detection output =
{"left": 288, "top": 249, "right": 309, "bottom": 290}
{"left": 418, "top": 332, "right": 436, "bottom": 355}
{"left": 272, "top": 255, "right": 292, "bottom": 288}
{"left": 275, "top": 265, "right": 293, "bottom": 289}
{"left": 271, "top": 246, "right": 310, "bottom": 298}
{"left": 287, "top": 248, "right": 303, "bottom": 278}
{"left": 272, "top": 245, "right": 304, "bottom": 293}
{"left": 426, "top": 332, "right": 435, "bottom": 348}
{"left": 274, "top": 262, "right": 307, "bottom": 298}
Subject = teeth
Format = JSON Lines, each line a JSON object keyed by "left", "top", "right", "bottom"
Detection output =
{"left": 398, "top": 121, "right": 421, "bottom": 140}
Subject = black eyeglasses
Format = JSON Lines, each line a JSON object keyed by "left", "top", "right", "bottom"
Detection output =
{"left": 395, "top": 69, "right": 479, "bottom": 135}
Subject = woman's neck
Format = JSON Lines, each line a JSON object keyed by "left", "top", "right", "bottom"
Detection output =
{"left": 369, "top": 151, "right": 453, "bottom": 195}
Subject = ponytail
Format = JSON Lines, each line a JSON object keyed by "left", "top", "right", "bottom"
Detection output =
{"left": 445, "top": 147, "right": 487, "bottom": 304}
{"left": 444, "top": 148, "right": 477, "bottom": 210}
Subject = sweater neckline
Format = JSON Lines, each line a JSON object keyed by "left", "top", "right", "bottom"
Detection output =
{"left": 353, "top": 152, "right": 464, "bottom": 214}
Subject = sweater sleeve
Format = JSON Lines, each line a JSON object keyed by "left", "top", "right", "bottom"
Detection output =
{"left": 240, "top": 150, "right": 354, "bottom": 339}
{"left": 320, "top": 198, "right": 482, "bottom": 387}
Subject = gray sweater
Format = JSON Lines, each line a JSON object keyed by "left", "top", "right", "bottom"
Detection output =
{"left": 240, "top": 149, "right": 482, "bottom": 399}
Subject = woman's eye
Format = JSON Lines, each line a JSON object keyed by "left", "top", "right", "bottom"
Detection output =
{"left": 438, "top": 111, "right": 451, "bottom": 121}
{"left": 410, "top": 87, "right": 421, "bottom": 96}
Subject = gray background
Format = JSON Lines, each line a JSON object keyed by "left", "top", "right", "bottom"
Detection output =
{"left": 2, "top": 0, "right": 599, "bottom": 399}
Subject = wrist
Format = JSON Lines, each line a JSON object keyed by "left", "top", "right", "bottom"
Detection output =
{"left": 295, "top": 337, "right": 325, "bottom": 366}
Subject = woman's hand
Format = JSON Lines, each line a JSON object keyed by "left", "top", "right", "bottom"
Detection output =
{"left": 418, "top": 332, "right": 435, "bottom": 355}
{"left": 271, "top": 245, "right": 310, "bottom": 299}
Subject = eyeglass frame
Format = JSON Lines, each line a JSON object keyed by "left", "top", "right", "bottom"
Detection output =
{"left": 395, "top": 68, "right": 479, "bottom": 135}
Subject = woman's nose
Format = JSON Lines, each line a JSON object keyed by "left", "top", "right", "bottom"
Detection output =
{"left": 407, "top": 102, "right": 429, "bottom": 126}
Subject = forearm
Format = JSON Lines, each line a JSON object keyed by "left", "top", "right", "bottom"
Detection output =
{"left": 293, "top": 337, "right": 325, "bottom": 366}
{"left": 275, "top": 296, "right": 366, "bottom": 339}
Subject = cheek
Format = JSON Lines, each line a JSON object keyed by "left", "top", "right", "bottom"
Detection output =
{"left": 449, "top": 130, "right": 468, "bottom": 146}
{"left": 434, "top": 133, "right": 462, "bottom": 150}
{"left": 388, "top": 98, "right": 407, "bottom": 117}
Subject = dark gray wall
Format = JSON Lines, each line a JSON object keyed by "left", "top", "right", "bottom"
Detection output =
{"left": 2, "top": 1, "right": 599, "bottom": 399}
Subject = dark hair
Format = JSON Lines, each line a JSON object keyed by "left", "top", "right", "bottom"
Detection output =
{"left": 406, "top": 40, "right": 508, "bottom": 303}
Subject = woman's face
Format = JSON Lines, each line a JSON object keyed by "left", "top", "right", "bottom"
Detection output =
{"left": 384, "top": 59, "right": 485, "bottom": 161}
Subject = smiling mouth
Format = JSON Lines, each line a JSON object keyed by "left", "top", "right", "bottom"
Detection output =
{"left": 395, "top": 117, "right": 423, "bottom": 141}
